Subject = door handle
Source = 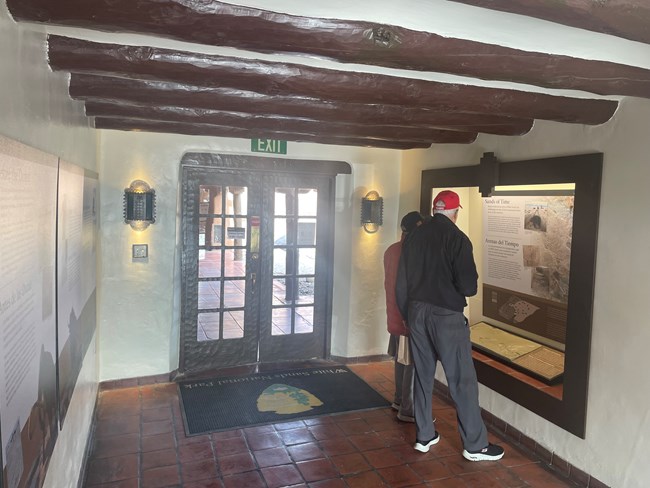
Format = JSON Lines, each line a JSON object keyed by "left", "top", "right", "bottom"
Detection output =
{"left": 250, "top": 272, "right": 257, "bottom": 287}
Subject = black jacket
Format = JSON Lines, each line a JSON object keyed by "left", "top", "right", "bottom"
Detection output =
{"left": 396, "top": 213, "right": 478, "bottom": 316}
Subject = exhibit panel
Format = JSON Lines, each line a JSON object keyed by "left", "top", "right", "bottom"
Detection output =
{"left": 421, "top": 153, "right": 602, "bottom": 437}
{"left": 476, "top": 190, "right": 574, "bottom": 384}
{"left": 56, "top": 161, "right": 98, "bottom": 425}
{"left": 0, "top": 136, "right": 59, "bottom": 488}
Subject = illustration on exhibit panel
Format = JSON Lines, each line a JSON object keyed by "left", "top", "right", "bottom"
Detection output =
{"left": 0, "top": 137, "right": 59, "bottom": 488}
{"left": 481, "top": 193, "right": 574, "bottom": 345}
{"left": 57, "top": 161, "right": 98, "bottom": 425}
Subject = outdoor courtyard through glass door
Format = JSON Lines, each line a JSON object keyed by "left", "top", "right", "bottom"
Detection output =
{"left": 197, "top": 186, "right": 317, "bottom": 341}
{"left": 180, "top": 156, "right": 345, "bottom": 372}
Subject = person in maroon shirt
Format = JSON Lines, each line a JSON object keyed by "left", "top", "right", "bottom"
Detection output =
{"left": 384, "top": 211, "right": 423, "bottom": 422}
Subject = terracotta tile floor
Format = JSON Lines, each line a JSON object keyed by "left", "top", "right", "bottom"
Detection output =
{"left": 84, "top": 361, "right": 579, "bottom": 487}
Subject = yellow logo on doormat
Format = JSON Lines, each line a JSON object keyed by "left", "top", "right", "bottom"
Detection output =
{"left": 257, "top": 384, "right": 323, "bottom": 414}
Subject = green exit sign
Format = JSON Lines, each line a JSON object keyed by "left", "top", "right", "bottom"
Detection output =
{"left": 251, "top": 138, "right": 287, "bottom": 154}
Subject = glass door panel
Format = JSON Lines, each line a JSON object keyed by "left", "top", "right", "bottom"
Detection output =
{"left": 196, "top": 185, "right": 249, "bottom": 342}
{"left": 259, "top": 180, "right": 328, "bottom": 361}
{"left": 181, "top": 171, "right": 261, "bottom": 373}
{"left": 181, "top": 162, "right": 335, "bottom": 374}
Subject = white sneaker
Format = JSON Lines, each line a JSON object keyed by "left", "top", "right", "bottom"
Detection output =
{"left": 462, "top": 443, "right": 504, "bottom": 461}
{"left": 414, "top": 432, "right": 440, "bottom": 453}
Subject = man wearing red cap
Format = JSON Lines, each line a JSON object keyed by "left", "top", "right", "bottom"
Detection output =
{"left": 396, "top": 190, "right": 504, "bottom": 461}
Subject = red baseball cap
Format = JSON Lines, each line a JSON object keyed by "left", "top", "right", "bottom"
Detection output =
{"left": 433, "top": 190, "right": 462, "bottom": 211}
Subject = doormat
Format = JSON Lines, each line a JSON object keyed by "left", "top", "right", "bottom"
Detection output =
{"left": 178, "top": 365, "right": 389, "bottom": 435}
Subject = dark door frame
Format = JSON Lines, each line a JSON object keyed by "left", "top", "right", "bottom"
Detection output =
{"left": 178, "top": 152, "right": 351, "bottom": 376}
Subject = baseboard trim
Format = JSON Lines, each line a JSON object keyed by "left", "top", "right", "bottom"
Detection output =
{"left": 330, "top": 354, "right": 392, "bottom": 364}
{"left": 99, "top": 371, "right": 172, "bottom": 391}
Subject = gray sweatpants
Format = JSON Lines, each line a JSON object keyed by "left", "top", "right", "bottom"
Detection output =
{"left": 408, "top": 301, "right": 488, "bottom": 451}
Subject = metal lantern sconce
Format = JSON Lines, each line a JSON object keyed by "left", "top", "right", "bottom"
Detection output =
{"left": 361, "top": 190, "right": 383, "bottom": 234}
{"left": 124, "top": 180, "right": 156, "bottom": 231}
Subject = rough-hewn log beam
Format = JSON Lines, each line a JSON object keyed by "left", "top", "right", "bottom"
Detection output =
{"left": 70, "top": 74, "right": 533, "bottom": 136}
{"left": 448, "top": 0, "right": 650, "bottom": 45}
{"left": 50, "top": 36, "right": 617, "bottom": 125}
{"left": 9, "top": 0, "right": 650, "bottom": 98}
{"left": 93, "top": 118, "right": 433, "bottom": 150}
{"left": 84, "top": 101, "right": 478, "bottom": 143}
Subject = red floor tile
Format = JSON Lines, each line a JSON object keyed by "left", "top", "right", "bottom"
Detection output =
{"left": 344, "top": 470, "right": 388, "bottom": 488}
{"left": 309, "top": 479, "right": 347, "bottom": 488}
{"left": 253, "top": 446, "right": 292, "bottom": 468}
{"left": 183, "top": 480, "right": 224, "bottom": 488}
{"left": 222, "top": 470, "right": 266, "bottom": 488}
{"left": 213, "top": 435, "right": 248, "bottom": 457}
{"left": 178, "top": 441, "right": 215, "bottom": 463}
{"left": 245, "top": 431, "right": 283, "bottom": 451}
{"left": 217, "top": 452, "right": 257, "bottom": 476}
{"left": 83, "top": 361, "right": 580, "bottom": 488}
{"left": 95, "top": 415, "right": 141, "bottom": 438}
{"left": 142, "top": 432, "right": 176, "bottom": 452}
{"left": 347, "top": 432, "right": 388, "bottom": 452}
{"left": 142, "top": 406, "right": 173, "bottom": 423}
{"left": 92, "top": 433, "right": 140, "bottom": 459}
{"left": 277, "top": 427, "right": 316, "bottom": 445}
{"left": 409, "top": 458, "right": 455, "bottom": 482}
{"left": 86, "top": 454, "right": 139, "bottom": 485}
{"left": 86, "top": 479, "right": 140, "bottom": 488}
{"left": 376, "top": 464, "right": 422, "bottom": 487}
{"left": 143, "top": 419, "right": 174, "bottom": 437}
{"left": 319, "top": 437, "right": 357, "bottom": 456}
{"left": 181, "top": 459, "right": 219, "bottom": 483}
{"left": 287, "top": 442, "right": 325, "bottom": 462}
{"left": 260, "top": 464, "right": 304, "bottom": 488}
{"left": 363, "top": 447, "right": 404, "bottom": 469}
{"left": 141, "top": 465, "right": 180, "bottom": 488}
{"left": 295, "top": 458, "right": 339, "bottom": 482}
{"left": 329, "top": 452, "right": 371, "bottom": 475}
{"left": 142, "top": 449, "right": 178, "bottom": 471}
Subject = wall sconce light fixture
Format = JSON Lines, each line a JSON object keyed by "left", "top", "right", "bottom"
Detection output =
{"left": 124, "top": 179, "right": 156, "bottom": 231}
{"left": 361, "top": 190, "right": 383, "bottom": 233}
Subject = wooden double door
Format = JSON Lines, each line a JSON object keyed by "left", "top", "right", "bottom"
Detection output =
{"left": 179, "top": 155, "right": 345, "bottom": 374}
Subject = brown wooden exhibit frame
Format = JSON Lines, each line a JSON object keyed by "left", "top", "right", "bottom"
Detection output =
{"left": 420, "top": 152, "right": 602, "bottom": 438}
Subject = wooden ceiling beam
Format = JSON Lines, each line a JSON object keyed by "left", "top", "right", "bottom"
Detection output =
{"left": 9, "top": 0, "right": 650, "bottom": 97}
{"left": 70, "top": 74, "right": 533, "bottom": 136}
{"left": 448, "top": 0, "right": 650, "bottom": 45}
{"left": 93, "top": 118, "right": 433, "bottom": 150}
{"left": 84, "top": 101, "right": 478, "bottom": 143}
{"left": 50, "top": 36, "right": 617, "bottom": 125}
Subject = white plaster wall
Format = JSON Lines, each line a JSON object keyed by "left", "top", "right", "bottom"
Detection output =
{"left": 98, "top": 130, "right": 402, "bottom": 380}
{"left": 0, "top": 5, "right": 96, "bottom": 168}
{"left": 400, "top": 97, "right": 650, "bottom": 488}
{"left": 332, "top": 153, "right": 402, "bottom": 358}
{"left": 0, "top": 6, "right": 99, "bottom": 488}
